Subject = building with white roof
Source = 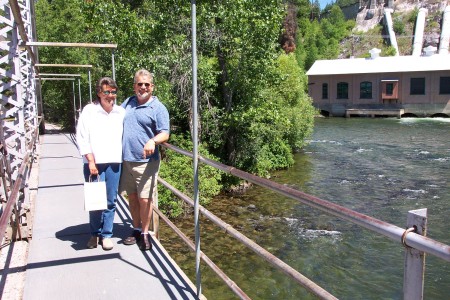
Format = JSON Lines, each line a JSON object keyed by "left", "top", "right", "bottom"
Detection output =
{"left": 306, "top": 50, "right": 450, "bottom": 117}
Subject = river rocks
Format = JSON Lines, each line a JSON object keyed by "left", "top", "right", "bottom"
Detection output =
{"left": 247, "top": 204, "right": 256, "bottom": 211}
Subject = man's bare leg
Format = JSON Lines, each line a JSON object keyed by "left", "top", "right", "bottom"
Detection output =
{"left": 123, "top": 192, "right": 142, "bottom": 245}
{"left": 128, "top": 193, "right": 141, "bottom": 228}
{"left": 138, "top": 197, "right": 153, "bottom": 250}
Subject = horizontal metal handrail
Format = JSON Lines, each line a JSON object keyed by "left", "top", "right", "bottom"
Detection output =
{"left": 0, "top": 124, "right": 40, "bottom": 245}
{"left": 162, "top": 142, "right": 450, "bottom": 262}
{"left": 153, "top": 205, "right": 251, "bottom": 300}
{"left": 158, "top": 177, "right": 337, "bottom": 300}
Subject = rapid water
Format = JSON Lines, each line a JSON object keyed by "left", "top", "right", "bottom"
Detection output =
{"left": 161, "top": 117, "right": 450, "bottom": 299}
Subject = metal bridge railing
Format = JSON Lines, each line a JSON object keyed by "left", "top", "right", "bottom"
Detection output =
{"left": 157, "top": 142, "right": 450, "bottom": 300}
{"left": 0, "top": 121, "right": 40, "bottom": 245}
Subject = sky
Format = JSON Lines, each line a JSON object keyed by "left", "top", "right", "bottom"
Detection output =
{"left": 319, "top": 0, "right": 334, "bottom": 9}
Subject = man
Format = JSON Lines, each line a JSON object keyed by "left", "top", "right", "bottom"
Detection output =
{"left": 120, "top": 69, "right": 170, "bottom": 251}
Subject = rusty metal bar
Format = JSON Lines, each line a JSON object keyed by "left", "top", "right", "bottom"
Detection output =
{"left": 38, "top": 73, "right": 81, "bottom": 77}
{"left": 153, "top": 206, "right": 251, "bottom": 300}
{"left": 25, "top": 41, "right": 117, "bottom": 49}
{"left": 161, "top": 143, "right": 450, "bottom": 262}
{"left": 37, "top": 78, "right": 76, "bottom": 81}
{"left": 35, "top": 64, "right": 93, "bottom": 68}
{"left": 157, "top": 177, "right": 337, "bottom": 300}
{"left": 0, "top": 124, "right": 39, "bottom": 245}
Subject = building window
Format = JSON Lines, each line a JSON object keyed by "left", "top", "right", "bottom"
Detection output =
{"left": 360, "top": 81, "right": 372, "bottom": 99}
{"left": 410, "top": 78, "right": 425, "bottom": 95}
{"left": 337, "top": 82, "right": 348, "bottom": 99}
{"left": 440, "top": 77, "right": 450, "bottom": 94}
{"left": 386, "top": 83, "right": 394, "bottom": 96}
{"left": 322, "top": 83, "right": 328, "bottom": 99}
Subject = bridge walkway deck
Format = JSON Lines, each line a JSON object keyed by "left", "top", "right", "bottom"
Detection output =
{"left": 22, "top": 128, "right": 199, "bottom": 300}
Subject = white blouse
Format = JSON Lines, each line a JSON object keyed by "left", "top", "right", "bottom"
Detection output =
{"left": 76, "top": 103, "right": 125, "bottom": 164}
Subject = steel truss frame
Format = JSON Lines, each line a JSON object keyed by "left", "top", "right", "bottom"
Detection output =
{"left": 0, "top": 0, "right": 38, "bottom": 241}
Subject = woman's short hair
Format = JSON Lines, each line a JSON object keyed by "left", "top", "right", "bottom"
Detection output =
{"left": 95, "top": 77, "right": 118, "bottom": 102}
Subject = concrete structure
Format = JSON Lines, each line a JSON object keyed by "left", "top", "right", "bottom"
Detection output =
{"left": 306, "top": 52, "right": 450, "bottom": 117}
{"left": 439, "top": 6, "right": 450, "bottom": 55}
{"left": 384, "top": 9, "right": 400, "bottom": 56}
{"left": 412, "top": 8, "right": 428, "bottom": 57}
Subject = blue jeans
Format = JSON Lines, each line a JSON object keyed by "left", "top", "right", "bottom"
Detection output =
{"left": 83, "top": 163, "right": 121, "bottom": 238}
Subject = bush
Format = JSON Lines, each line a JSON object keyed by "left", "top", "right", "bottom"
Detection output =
{"left": 158, "top": 134, "right": 223, "bottom": 218}
{"left": 382, "top": 46, "right": 397, "bottom": 56}
{"left": 393, "top": 17, "right": 405, "bottom": 35}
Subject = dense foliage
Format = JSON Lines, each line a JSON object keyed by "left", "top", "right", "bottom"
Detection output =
{"left": 36, "top": 0, "right": 354, "bottom": 216}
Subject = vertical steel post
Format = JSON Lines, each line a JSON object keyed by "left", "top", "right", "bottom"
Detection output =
{"left": 403, "top": 208, "right": 427, "bottom": 300}
{"left": 78, "top": 78, "right": 82, "bottom": 114}
{"left": 78, "top": 77, "right": 81, "bottom": 116}
{"left": 72, "top": 81, "right": 76, "bottom": 125}
{"left": 111, "top": 50, "right": 116, "bottom": 103}
{"left": 111, "top": 49, "right": 116, "bottom": 82}
{"left": 88, "top": 68, "right": 92, "bottom": 103}
{"left": 191, "top": 0, "right": 201, "bottom": 296}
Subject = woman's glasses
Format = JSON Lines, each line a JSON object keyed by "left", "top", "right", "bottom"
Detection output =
{"left": 102, "top": 90, "right": 117, "bottom": 95}
{"left": 137, "top": 82, "right": 151, "bottom": 87}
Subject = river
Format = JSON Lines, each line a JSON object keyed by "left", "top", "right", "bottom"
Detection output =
{"left": 160, "top": 117, "right": 450, "bottom": 299}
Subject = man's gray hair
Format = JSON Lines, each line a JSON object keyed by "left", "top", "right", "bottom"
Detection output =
{"left": 134, "top": 69, "right": 154, "bottom": 83}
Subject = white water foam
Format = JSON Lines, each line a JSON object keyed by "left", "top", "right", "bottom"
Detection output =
{"left": 400, "top": 117, "right": 450, "bottom": 124}
{"left": 356, "top": 148, "right": 372, "bottom": 153}
{"left": 403, "top": 188, "right": 427, "bottom": 194}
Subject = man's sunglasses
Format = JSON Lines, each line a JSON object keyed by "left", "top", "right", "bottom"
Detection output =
{"left": 137, "top": 82, "right": 152, "bottom": 87}
{"left": 102, "top": 90, "right": 117, "bottom": 95}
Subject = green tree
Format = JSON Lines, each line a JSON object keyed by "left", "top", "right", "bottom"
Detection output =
{"left": 35, "top": 0, "right": 95, "bottom": 130}
{"left": 36, "top": 0, "right": 317, "bottom": 182}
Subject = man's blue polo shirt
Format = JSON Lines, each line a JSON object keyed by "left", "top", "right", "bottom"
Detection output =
{"left": 121, "top": 96, "right": 170, "bottom": 162}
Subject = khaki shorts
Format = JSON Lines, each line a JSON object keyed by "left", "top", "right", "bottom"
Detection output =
{"left": 120, "top": 160, "right": 160, "bottom": 199}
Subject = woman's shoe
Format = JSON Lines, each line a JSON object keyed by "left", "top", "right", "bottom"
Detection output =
{"left": 123, "top": 229, "right": 141, "bottom": 245}
{"left": 102, "top": 238, "right": 114, "bottom": 251}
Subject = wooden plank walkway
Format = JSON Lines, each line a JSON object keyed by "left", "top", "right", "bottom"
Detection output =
{"left": 22, "top": 127, "right": 200, "bottom": 300}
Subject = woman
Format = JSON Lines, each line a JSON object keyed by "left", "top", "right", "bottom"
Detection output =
{"left": 76, "top": 77, "right": 125, "bottom": 250}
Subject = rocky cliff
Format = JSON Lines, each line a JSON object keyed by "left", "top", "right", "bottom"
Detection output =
{"left": 342, "top": 0, "right": 448, "bottom": 57}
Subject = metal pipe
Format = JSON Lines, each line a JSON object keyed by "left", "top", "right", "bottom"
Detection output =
{"left": 35, "top": 64, "right": 92, "bottom": 68}
{"left": 161, "top": 143, "right": 450, "bottom": 262}
{"left": 111, "top": 49, "right": 116, "bottom": 82}
{"left": 153, "top": 206, "right": 251, "bottom": 300}
{"left": 37, "top": 73, "right": 81, "bottom": 77}
{"left": 37, "top": 78, "right": 76, "bottom": 81}
{"left": 78, "top": 78, "right": 82, "bottom": 116}
{"left": 88, "top": 69, "right": 92, "bottom": 103}
{"left": 158, "top": 178, "right": 337, "bottom": 300}
{"left": 190, "top": 0, "right": 201, "bottom": 297}
{"left": 25, "top": 41, "right": 117, "bottom": 49}
{"left": 72, "top": 81, "right": 76, "bottom": 125}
